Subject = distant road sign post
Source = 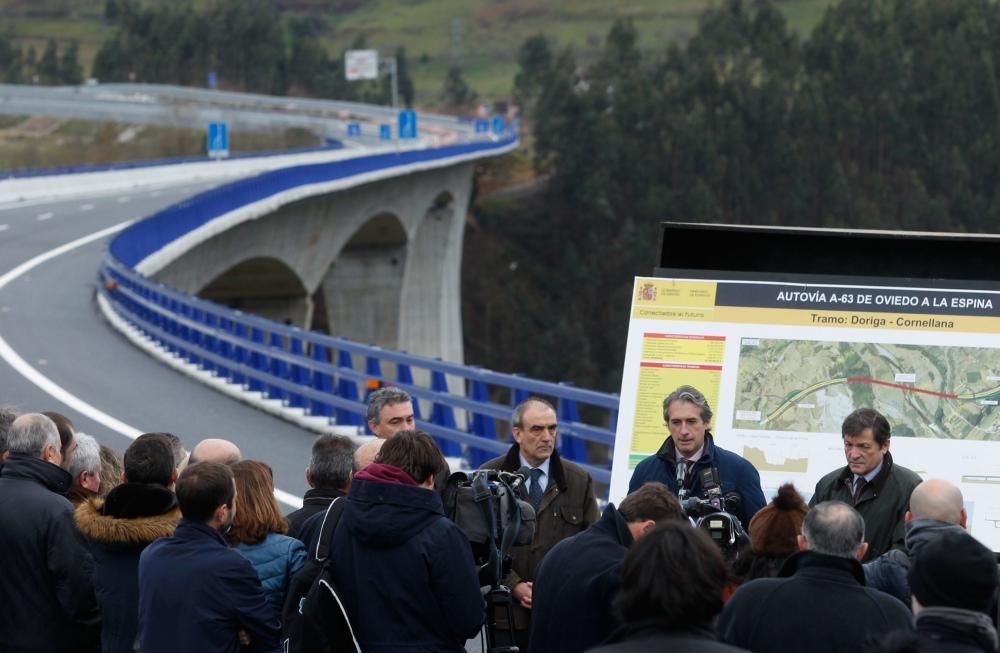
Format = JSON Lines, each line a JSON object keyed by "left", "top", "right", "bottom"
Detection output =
{"left": 207, "top": 71, "right": 218, "bottom": 89}
{"left": 345, "top": 49, "right": 398, "bottom": 109}
{"left": 379, "top": 124, "right": 392, "bottom": 141}
{"left": 399, "top": 110, "right": 417, "bottom": 139}
{"left": 491, "top": 116, "right": 506, "bottom": 135}
{"left": 346, "top": 122, "right": 362, "bottom": 137}
{"left": 207, "top": 121, "right": 229, "bottom": 159}
{"left": 474, "top": 119, "right": 490, "bottom": 134}
{"left": 345, "top": 50, "right": 379, "bottom": 81}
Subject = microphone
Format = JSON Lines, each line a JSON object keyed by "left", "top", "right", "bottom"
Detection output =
{"left": 506, "top": 466, "right": 532, "bottom": 493}
{"left": 676, "top": 460, "right": 688, "bottom": 499}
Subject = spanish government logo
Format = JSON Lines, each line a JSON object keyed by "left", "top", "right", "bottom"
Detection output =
{"left": 638, "top": 282, "right": 657, "bottom": 302}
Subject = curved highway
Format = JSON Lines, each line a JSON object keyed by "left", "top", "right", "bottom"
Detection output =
{"left": 0, "top": 183, "right": 316, "bottom": 505}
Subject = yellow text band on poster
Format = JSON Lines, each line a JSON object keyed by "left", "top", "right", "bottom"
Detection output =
{"left": 634, "top": 279, "right": 718, "bottom": 308}
{"left": 633, "top": 305, "right": 1000, "bottom": 334}
{"left": 641, "top": 333, "right": 725, "bottom": 363}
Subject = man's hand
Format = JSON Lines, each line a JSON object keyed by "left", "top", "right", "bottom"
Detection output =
{"left": 512, "top": 581, "right": 533, "bottom": 609}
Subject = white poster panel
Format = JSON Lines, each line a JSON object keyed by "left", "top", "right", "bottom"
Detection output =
{"left": 345, "top": 49, "right": 379, "bottom": 81}
{"left": 611, "top": 276, "right": 1000, "bottom": 549}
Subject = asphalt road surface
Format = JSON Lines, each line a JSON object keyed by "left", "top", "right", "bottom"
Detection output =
{"left": 0, "top": 182, "right": 318, "bottom": 504}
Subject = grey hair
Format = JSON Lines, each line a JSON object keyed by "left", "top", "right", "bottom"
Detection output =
{"left": 511, "top": 397, "right": 556, "bottom": 428}
{"left": 0, "top": 406, "right": 19, "bottom": 454}
{"left": 366, "top": 387, "right": 412, "bottom": 424}
{"left": 309, "top": 434, "right": 356, "bottom": 489}
{"left": 7, "top": 413, "right": 61, "bottom": 458}
{"left": 662, "top": 385, "right": 713, "bottom": 424}
{"left": 801, "top": 501, "right": 865, "bottom": 559}
{"left": 69, "top": 433, "right": 101, "bottom": 478}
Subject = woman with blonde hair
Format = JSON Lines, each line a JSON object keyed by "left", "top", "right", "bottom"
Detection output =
{"left": 228, "top": 460, "right": 306, "bottom": 629}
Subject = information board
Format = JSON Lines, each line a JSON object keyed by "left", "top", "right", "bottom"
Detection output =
{"left": 611, "top": 275, "right": 1000, "bottom": 549}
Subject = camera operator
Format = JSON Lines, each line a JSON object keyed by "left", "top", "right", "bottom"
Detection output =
{"left": 628, "top": 385, "right": 765, "bottom": 528}
{"left": 480, "top": 397, "right": 600, "bottom": 652}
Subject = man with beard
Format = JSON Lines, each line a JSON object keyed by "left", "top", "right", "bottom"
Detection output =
{"left": 137, "top": 462, "right": 279, "bottom": 653}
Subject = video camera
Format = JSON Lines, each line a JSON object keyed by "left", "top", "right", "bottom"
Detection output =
{"left": 678, "top": 465, "right": 749, "bottom": 552}
{"left": 443, "top": 468, "right": 536, "bottom": 653}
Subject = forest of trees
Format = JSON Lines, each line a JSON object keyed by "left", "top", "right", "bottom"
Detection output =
{"left": 463, "top": 0, "right": 1000, "bottom": 392}
{"left": 0, "top": 0, "right": 415, "bottom": 104}
{"left": 0, "top": 37, "right": 83, "bottom": 85}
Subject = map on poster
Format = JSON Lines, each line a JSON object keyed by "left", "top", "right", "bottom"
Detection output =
{"left": 611, "top": 276, "right": 1000, "bottom": 549}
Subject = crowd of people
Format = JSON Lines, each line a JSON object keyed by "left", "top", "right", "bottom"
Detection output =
{"left": 0, "top": 384, "right": 997, "bottom": 653}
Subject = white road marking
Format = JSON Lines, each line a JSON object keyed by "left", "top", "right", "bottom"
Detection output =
{"left": 0, "top": 221, "right": 303, "bottom": 508}
{"left": 80, "top": 204, "right": 95, "bottom": 211}
{"left": 116, "top": 196, "right": 130, "bottom": 203}
{"left": 36, "top": 212, "right": 54, "bottom": 221}
{"left": 0, "top": 224, "right": 8, "bottom": 232}
{"left": 149, "top": 191, "right": 161, "bottom": 197}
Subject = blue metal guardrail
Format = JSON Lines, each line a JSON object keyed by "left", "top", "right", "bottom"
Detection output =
{"left": 98, "top": 134, "right": 619, "bottom": 487}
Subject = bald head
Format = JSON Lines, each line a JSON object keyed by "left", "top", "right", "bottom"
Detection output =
{"left": 355, "top": 438, "right": 384, "bottom": 470}
{"left": 189, "top": 439, "right": 242, "bottom": 466}
{"left": 909, "top": 479, "right": 965, "bottom": 527}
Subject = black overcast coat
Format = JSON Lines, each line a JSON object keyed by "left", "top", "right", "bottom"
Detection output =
{"left": 718, "top": 550, "right": 913, "bottom": 653}
{"left": 0, "top": 454, "right": 101, "bottom": 652}
{"left": 528, "top": 503, "right": 634, "bottom": 653}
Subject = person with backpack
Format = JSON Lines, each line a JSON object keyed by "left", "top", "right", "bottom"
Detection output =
{"left": 329, "top": 430, "right": 484, "bottom": 651}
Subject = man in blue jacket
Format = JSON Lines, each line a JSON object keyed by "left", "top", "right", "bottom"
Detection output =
{"left": 628, "top": 385, "right": 765, "bottom": 527}
{"left": 138, "top": 461, "right": 280, "bottom": 653}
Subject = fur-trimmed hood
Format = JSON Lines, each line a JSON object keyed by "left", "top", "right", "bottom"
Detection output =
{"left": 75, "top": 484, "right": 180, "bottom": 545}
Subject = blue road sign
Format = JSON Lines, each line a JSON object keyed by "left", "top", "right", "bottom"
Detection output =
{"left": 347, "top": 122, "right": 362, "bottom": 137}
{"left": 399, "top": 110, "right": 417, "bottom": 139}
{"left": 491, "top": 116, "right": 506, "bottom": 135}
{"left": 207, "top": 71, "right": 218, "bottom": 89}
{"left": 379, "top": 124, "right": 392, "bottom": 140}
{"left": 474, "top": 119, "right": 490, "bottom": 134}
{"left": 207, "top": 122, "right": 229, "bottom": 158}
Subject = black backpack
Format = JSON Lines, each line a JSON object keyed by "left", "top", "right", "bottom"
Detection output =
{"left": 282, "top": 498, "right": 360, "bottom": 653}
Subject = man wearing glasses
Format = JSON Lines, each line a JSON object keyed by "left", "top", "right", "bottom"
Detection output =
{"left": 628, "top": 385, "right": 766, "bottom": 528}
{"left": 481, "top": 397, "right": 600, "bottom": 652}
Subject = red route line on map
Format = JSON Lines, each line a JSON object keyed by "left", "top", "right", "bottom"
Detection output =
{"left": 847, "top": 377, "right": 958, "bottom": 399}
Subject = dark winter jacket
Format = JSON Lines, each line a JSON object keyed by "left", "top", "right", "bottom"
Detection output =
{"left": 138, "top": 518, "right": 281, "bottom": 653}
{"left": 481, "top": 445, "right": 601, "bottom": 632}
{"left": 285, "top": 486, "right": 346, "bottom": 540}
{"left": 75, "top": 483, "right": 181, "bottom": 653}
{"left": 529, "top": 504, "right": 634, "bottom": 653}
{"left": 627, "top": 432, "right": 766, "bottom": 527}
{"left": 235, "top": 533, "right": 307, "bottom": 621}
{"left": 0, "top": 453, "right": 101, "bottom": 652}
{"left": 332, "top": 464, "right": 484, "bottom": 652}
{"left": 915, "top": 607, "right": 999, "bottom": 653}
{"left": 296, "top": 495, "right": 349, "bottom": 556}
{"left": 718, "top": 550, "right": 914, "bottom": 653}
{"left": 864, "top": 518, "right": 967, "bottom": 607}
{"left": 587, "top": 621, "right": 749, "bottom": 653}
{"left": 810, "top": 451, "right": 921, "bottom": 561}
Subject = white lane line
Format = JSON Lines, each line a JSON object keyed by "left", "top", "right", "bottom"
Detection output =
{"left": 116, "top": 196, "right": 130, "bottom": 203}
{"left": 36, "top": 212, "right": 54, "bottom": 221}
{"left": 80, "top": 203, "right": 95, "bottom": 212}
{"left": 149, "top": 191, "right": 161, "bottom": 198}
{"left": 0, "top": 221, "right": 304, "bottom": 508}
{"left": 0, "top": 224, "right": 8, "bottom": 232}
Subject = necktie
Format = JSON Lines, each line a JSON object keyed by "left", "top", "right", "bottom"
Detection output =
{"left": 853, "top": 477, "right": 867, "bottom": 504}
{"left": 529, "top": 468, "right": 544, "bottom": 511}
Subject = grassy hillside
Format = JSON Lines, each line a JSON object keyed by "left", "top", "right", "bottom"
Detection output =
{"left": 0, "top": 0, "right": 837, "bottom": 103}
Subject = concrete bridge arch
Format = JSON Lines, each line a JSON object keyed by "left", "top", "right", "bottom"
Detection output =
{"left": 153, "top": 162, "right": 474, "bottom": 363}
